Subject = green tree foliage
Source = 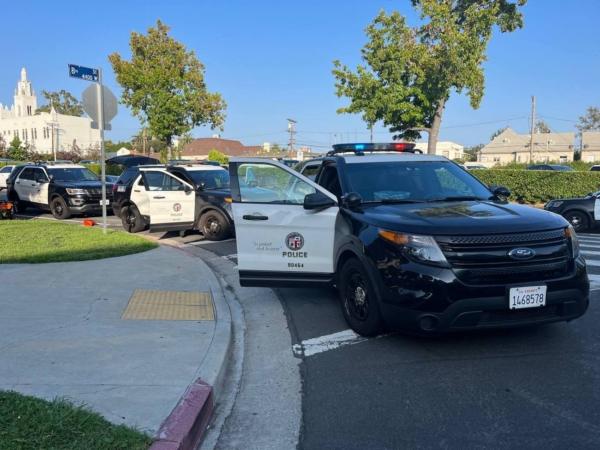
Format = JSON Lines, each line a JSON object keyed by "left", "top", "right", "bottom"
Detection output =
{"left": 104, "top": 140, "right": 133, "bottom": 153}
{"left": 36, "top": 90, "right": 83, "bottom": 116}
{"left": 109, "top": 20, "right": 227, "bottom": 154}
{"left": 472, "top": 169, "right": 600, "bottom": 204}
{"left": 8, "top": 136, "right": 28, "bottom": 161}
{"left": 463, "top": 143, "right": 484, "bottom": 161}
{"left": 207, "top": 149, "right": 229, "bottom": 165}
{"left": 576, "top": 106, "right": 600, "bottom": 133}
{"left": 333, "top": 1, "right": 526, "bottom": 154}
{"left": 535, "top": 120, "right": 551, "bottom": 133}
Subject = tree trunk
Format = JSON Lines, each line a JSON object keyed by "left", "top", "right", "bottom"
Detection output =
{"left": 427, "top": 99, "right": 446, "bottom": 155}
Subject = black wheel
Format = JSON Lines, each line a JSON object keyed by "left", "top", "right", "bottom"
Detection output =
{"left": 10, "top": 193, "right": 27, "bottom": 213}
{"left": 50, "top": 196, "right": 71, "bottom": 219}
{"left": 120, "top": 205, "right": 146, "bottom": 233}
{"left": 338, "top": 258, "right": 385, "bottom": 337}
{"left": 199, "top": 210, "right": 230, "bottom": 241}
{"left": 563, "top": 211, "right": 589, "bottom": 232}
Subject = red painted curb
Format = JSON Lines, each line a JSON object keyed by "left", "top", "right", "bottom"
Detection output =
{"left": 149, "top": 379, "right": 214, "bottom": 450}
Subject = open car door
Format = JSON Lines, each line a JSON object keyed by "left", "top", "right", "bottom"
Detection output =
{"left": 141, "top": 170, "right": 196, "bottom": 232}
{"left": 229, "top": 158, "right": 338, "bottom": 287}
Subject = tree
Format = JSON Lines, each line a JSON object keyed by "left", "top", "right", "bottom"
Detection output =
{"left": 36, "top": 90, "right": 83, "bottom": 116}
{"left": 207, "top": 149, "right": 229, "bottom": 165}
{"left": 333, "top": 1, "right": 526, "bottom": 154}
{"left": 535, "top": 120, "right": 551, "bottom": 133}
{"left": 109, "top": 20, "right": 226, "bottom": 158}
{"left": 463, "top": 143, "right": 484, "bottom": 161}
{"left": 7, "top": 136, "right": 28, "bottom": 161}
{"left": 576, "top": 107, "right": 600, "bottom": 133}
{"left": 490, "top": 127, "right": 508, "bottom": 141}
{"left": 174, "top": 132, "right": 193, "bottom": 160}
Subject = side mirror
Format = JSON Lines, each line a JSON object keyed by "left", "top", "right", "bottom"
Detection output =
{"left": 303, "top": 191, "right": 336, "bottom": 210}
{"left": 343, "top": 192, "right": 363, "bottom": 211}
{"left": 184, "top": 185, "right": 193, "bottom": 193}
{"left": 491, "top": 185, "right": 511, "bottom": 199}
{"left": 197, "top": 182, "right": 206, "bottom": 191}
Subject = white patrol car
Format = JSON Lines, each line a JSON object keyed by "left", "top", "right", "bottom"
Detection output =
{"left": 227, "top": 143, "right": 588, "bottom": 336}
{"left": 112, "top": 163, "right": 233, "bottom": 240}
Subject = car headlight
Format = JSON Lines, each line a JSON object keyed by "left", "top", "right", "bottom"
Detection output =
{"left": 547, "top": 201, "right": 563, "bottom": 209}
{"left": 565, "top": 225, "right": 580, "bottom": 258}
{"left": 66, "top": 188, "right": 88, "bottom": 195}
{"left": 378, "top": 230, "right": 448, "bottom": 267}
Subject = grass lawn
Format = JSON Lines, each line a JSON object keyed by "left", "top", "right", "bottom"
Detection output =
{"left": 0, "top": 391, "right": 151, "bottom": 450}
{"left": 0, "top": 220, "right": 157, "bottom": 263}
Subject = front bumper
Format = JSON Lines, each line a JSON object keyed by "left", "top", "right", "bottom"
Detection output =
{"left": 372, "top": 256, "right": 589, "bottom": 333}
{"left": 67, "top": 196, "right": 112, "bottom": 215}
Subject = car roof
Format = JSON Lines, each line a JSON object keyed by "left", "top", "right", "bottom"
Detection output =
{"left": 26, "top": 163, "right": 85, "bottom": 169}
{"left": 303, "top": 152, "right": 448, "bottom": 165}
{"left": 170, "top": 164, "right": 226, "bottom": 171}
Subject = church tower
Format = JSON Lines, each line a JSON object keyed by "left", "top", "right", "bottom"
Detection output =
{"left": 13, "top": 67, "right": 37, "bottom": 117}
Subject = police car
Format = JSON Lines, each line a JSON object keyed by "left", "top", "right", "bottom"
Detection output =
{"left": 228, "top": 143, "right": 589, "bottom": 336}
{"left": 6, "top": 162, "right": 111, "bottom": 218}
{"left": 112, "top": 163, "right": 233, "bottom": 240}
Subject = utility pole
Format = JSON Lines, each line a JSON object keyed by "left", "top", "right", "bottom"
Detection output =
{"left": 287, "top": 118, "right": 297, "bottom": 155}
{"left": 97, "top": 68, "right": 107, "bottom": 234}
{"left": 529, "top": 95, "right": 536, "bottom": 163}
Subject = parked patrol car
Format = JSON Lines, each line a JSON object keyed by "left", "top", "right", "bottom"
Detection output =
{"left": 112, "top": 163, "right": 233, "bottom": 240}
{"left": 228, "top": 143, "right": 589, "bottom": 336}
{"left": 6, "top": 162, "right": 112, "bottom": 219}
{"left": 544, "top": 192, "right": 600, "bottom": 232}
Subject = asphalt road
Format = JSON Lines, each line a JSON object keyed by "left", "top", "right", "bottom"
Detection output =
{"left": 192, "top": 234, "right": 600, "bottom": 450}
{"left": 7, "top": 205, "right": 600, "bottom": 449}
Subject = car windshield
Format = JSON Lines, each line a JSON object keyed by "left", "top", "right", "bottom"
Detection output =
{"left": 344, "top": 161, "right": 492, "bottom": 203}
{"left": 47, "top": 168, "right": 99, "bottom": 182}
{"left": 188, "top": 170, "right": 230, "bottom": 189}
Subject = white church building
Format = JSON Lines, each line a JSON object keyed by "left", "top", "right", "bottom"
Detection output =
{"left": 0, "top": 68, "right": 101, "bottom": 155}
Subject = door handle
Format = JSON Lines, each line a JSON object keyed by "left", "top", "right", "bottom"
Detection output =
{"left": 30, "top": 184, "right": 36, "bottom": 187}
{"left": 243, "top": 214, "right": 268, "bottom": 221}
{"left": 133, "top": 189, "right": 141, "bottom": 192}
{"left": 153, "top": 196, "right": 166, "bottom": 199}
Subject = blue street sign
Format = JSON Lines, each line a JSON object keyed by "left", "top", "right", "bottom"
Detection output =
{"left": 68, "top": 64, "right": 99, "bottom": 82}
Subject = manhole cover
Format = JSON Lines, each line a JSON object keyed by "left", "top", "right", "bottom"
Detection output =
{"left": 122, "top": 289, "right": 214, "bottom": 321}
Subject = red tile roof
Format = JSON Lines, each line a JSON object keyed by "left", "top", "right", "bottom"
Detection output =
{"left": 181, "top": 138, "right": 261, "bottom": 157}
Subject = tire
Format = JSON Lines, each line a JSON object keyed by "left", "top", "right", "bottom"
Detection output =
{"left": 50, "top": 196, "right": 71, "bottom": 219}
{"left": 13, "top": 194, "right": 28, "bottom": 213}
{"left": 120, "top": 205, "right": 146, "bottom": 233}
{"left": 563, "top": 210, "right": 589, "bottom": 232}
{"left": 199, "top": 210, "right": 230, "bottom": 241}
{"left": 338, "top": 258, "right": 385, "bottom": 337}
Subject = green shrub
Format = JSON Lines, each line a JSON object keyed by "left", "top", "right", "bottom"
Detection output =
{"left": 471, "top": 169, "right": 600, "bottom": 204}
{"left": 84, "top": 163, "right": 123, "bottom": 177}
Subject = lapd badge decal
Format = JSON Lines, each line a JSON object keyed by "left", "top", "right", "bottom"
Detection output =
{"left": 173, "top": 203, "right": 182, "bottom": 212}
{"left": 286, "top": 232, "right": 304, "bottom": 251}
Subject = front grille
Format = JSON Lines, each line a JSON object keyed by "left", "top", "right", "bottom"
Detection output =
{"left": 436, "top": 229, "right": 571, "bottom": 285}
{"left": 479, "top": 305, "right": 560, "bottom": 325}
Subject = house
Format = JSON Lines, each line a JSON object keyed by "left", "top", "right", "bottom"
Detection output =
{"left": 581, "top": 132, "right": 600, "bottom": 163}
{"left": 0, "top": 68, "right": 101, "bottom": 155}
{"left": 477, "top": 128, "right": 574, "bottom": 165}
{"left": 180, "top": 137, "right": 262, "bottom": 160}
{"left": 414, "top": 141, "right": 464, "bottom": 160}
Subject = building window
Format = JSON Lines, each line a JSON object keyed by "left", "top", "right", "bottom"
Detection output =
{"left": 559, "top": 156, "right": 567, "bottom": 163}
{"left": 493, "top": 157, "right": 501, "bottom": 162}
{"left": 27, "top": 105, "right": 32, "bottom": 115}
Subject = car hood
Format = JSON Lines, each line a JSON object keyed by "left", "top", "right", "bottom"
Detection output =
{"left": 360, "top": 200, "right": 568, "bottom": 235}
{"left": 54, "top": 180, "right": 113, "bottom": 189}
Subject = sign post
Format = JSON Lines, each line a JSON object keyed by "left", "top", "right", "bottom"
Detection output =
{"left": 69, "top": 64, "right": 117, "bottom": 234}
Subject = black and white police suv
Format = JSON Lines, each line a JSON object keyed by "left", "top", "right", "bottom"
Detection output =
{"left": 112, "top": 163, "right": 233, "bottom": 240}
{"left": 6, "top": 162, "right": 112, "bottom": 219}
{"left": 228, "top": 143, "right": 589, "bottom": 336}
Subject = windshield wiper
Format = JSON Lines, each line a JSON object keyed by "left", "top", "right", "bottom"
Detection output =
{"left": 425, "top": 196, "right": 485, "bottom": 202}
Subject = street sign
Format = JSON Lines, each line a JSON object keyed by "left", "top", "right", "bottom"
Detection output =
{"left": 68, "top": 64, "right": 99, "bottom": 82}
{"left": 82, "top": 84, "right": 117, "bottom": 130}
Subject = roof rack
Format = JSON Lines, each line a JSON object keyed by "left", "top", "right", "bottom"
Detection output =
{"left": 327, "top": 142, "right": 421, "bottom": 156}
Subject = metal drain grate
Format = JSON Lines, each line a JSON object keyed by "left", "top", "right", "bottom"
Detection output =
{"left": 121, "top": 289, "right": 214, "bottom": 321}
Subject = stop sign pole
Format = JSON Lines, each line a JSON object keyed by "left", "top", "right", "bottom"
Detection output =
{"left": 96, "top": 69, "right": 107, "bottom": 234}
{"left": 69, "top": 64, "right": 116, "bottom": 234}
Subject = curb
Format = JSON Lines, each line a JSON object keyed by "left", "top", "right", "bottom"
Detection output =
{"left": 143, "top": 236, "right": 234, "bottom": 450}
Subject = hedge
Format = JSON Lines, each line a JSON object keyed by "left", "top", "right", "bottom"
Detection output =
{"left": 471, "top": 169, "right": 600, "bottom": 204}
{"left": 84, "top": 163, "right": 123, "bottom": 176}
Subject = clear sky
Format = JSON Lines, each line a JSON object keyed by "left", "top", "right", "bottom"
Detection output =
{"left": 1, "top": 0, "right": 599, "bottom": 150}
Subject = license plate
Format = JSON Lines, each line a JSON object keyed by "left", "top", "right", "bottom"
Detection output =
{"left": 509, "top": 286, "right": 546, "bottom": 310}
{"left": 100, "top": 199, "right": 110, "bottom": 206}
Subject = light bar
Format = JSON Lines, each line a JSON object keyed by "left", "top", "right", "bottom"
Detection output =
{"left": 330, "top": 142, "right": 418, "bottom": 154}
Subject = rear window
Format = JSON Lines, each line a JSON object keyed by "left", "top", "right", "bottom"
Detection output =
{"left": 116, "top": 167, "right": 139, "bottom": 185}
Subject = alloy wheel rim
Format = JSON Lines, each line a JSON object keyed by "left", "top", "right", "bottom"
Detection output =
{"left": 345, "top": 272, "right": 369, "bottom": 321}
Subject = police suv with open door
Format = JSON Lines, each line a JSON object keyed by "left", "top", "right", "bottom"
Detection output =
{"left": 228, "top": 143, "right": 589, "bottom": 336}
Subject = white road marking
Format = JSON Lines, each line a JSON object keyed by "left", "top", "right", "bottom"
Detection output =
{"left": 293, "top": 329, "right": 373, "bottom": 357}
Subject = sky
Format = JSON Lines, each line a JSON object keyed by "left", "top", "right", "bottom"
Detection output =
{"left": 1, "top": 0, "right": 599, "bottom": 150}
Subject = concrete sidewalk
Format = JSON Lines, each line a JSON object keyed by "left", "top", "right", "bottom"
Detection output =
{"left": 0, "top": 245, "right": 231, "bottom": 441}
